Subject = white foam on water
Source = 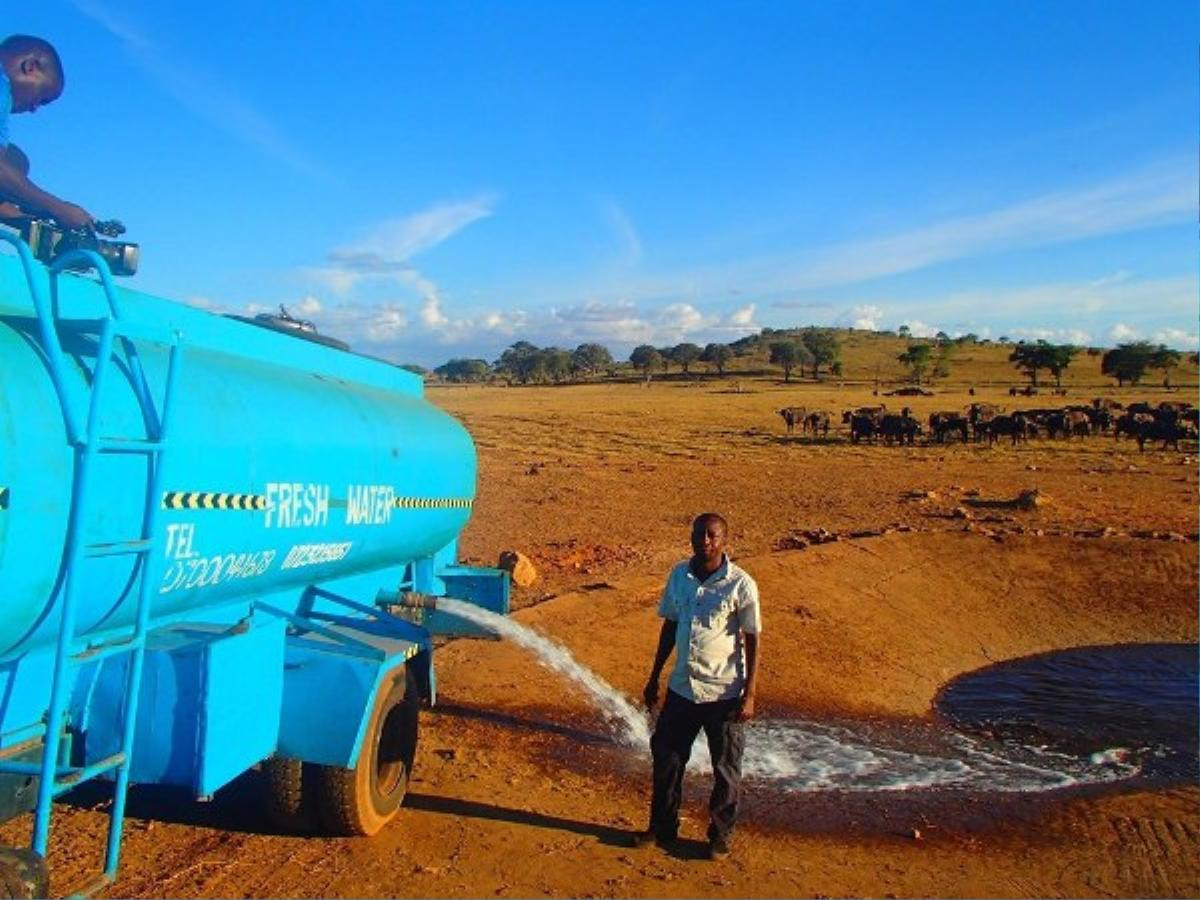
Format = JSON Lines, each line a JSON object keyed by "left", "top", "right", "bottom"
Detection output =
{"left": 436, "top": 598, "right": 1139, "bottom": 793}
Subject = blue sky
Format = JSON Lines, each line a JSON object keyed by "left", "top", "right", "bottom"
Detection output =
{"left": 7, "top": 1, "right": 1197, "bottom": 366}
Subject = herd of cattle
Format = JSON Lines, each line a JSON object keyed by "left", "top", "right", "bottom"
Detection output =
{"left": 776, "top": 399, "right": 1199, "bottom": 451}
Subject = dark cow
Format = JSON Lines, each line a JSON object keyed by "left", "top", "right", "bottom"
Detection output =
{"left": 985, "top": 414, "right": 1029, "bottom": 447}
{"left": 967, "top": 403, "right": 1001, "bottom": 442}
{"left": 1089, "top": 407, "right": 1114, "bottom": 433}
{"left": 1114, "top": 412, "right": 1155, "bottom": 441}
{"left": 848, "top": 414, "right": 877, "bottom": 444}
{"left": 843, "top": 404, "right": 887, "bottom": 424}
{"left": 777, "top": 406, "right": 807, "bottom": 434}
{"left": 1136, "top": 419, "right": 1198, "bottom": 452}
{"left": 878, "top": 413, "right": 921, "bottom": 446}
{"left": 805, "top": 411, "right": 831, "bottom": 437}
{"left": 929, "top": 411, "right": 969, "bottom": 443}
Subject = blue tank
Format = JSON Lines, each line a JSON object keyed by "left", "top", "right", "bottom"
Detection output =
{"left": 0, "top": 254, "right": 479, "bottom": 657}
{"left": 0, "top": 236, "right": 508, "bottom": 886}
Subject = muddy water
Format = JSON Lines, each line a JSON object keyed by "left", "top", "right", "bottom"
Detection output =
{"left": 936, "top": 642, "right": 1199, "bottom": 782}
{"left": 437, "top": 598, "right": 1143, "bottom": 793}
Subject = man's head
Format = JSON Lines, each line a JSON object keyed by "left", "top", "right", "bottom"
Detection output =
{"left": 690, "top": 513, "right": 729, "bottom": 567}
{"left": 1, "top": 35, "right": 64, "bottom": 114}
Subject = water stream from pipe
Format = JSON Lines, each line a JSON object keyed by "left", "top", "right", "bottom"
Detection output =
{"left": 436, "top": 597, "right": 1141, "bottom": 793}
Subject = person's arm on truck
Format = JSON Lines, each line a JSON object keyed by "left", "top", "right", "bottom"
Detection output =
{"left": 0, "top": 146, "right": 93, "bottom": 227}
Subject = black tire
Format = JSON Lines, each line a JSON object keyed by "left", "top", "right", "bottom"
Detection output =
{"left": 262, "top": 756, "right": 318, "bottom": 833}
{"left": 0, "top": 848, "right": 48, "bottom": 900}
{"left": 314, "top": 665, "right": 419, "bottom": 836}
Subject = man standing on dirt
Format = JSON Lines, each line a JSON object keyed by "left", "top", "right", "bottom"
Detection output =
{"left": 633, "top": 512, "right": 761, "bottom": 861}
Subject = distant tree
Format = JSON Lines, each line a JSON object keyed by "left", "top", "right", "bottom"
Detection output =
{"left": 1190, "top": 352, "right": 1200, "bottom": 367}
{"left": 897, "top": 324, "right": 912, "bottom": 339}
{"left": 897, "top": 343, "right": 933, "bottom": 384}
{"left": 434, "top": 358, "right": 490, "bottom": 383}
{"left": 399, "top": 363, "right": 428, "bottom": 376}
{"left": 495, "top": 340, "right": 543, "bottom": 384}
{"left": 538, "top": 347, "right": 573, "bottom": 383}
{"left": 769, "top": 340, "right": 811, "bottom": 383}
{"left": 932, "top": 342, "right": 955, "bottom": 381}
{"left": 831, "top": 360, "right": 844, "bottom": 378}
{"left": 1009, "top": 341, "right": 1076, "bottom": 387}
{"left": 955, "top": 333, "right": 979, "bottom": 345}
{"left": 1150, "top": 345, "right": 1183, "bottom": 388}
{"left": 570, "top": 342, "right": 613, "bottom": 378}
{"left": 1100, "top": 342, "right": 1157, "bottom": 387}
{"left": 630, "top": 344, "right": 663, "bottom": 377}
{"left": 800, "top": 328, "right": 841, "bottom": 379}
{"left": 701, "top": 342, "right": 734, "bottom": 376}
{"left": 935, "top": 330, "right": 951, "bottom": 345}
{"left": 669, "top": 342, "right": 703, "bottom": 375}
{"left": 1045, "top": 344, "right": 1080, "bottom": 387}
{"left": 997, "top": 336, "right": 1010, "bottom": 344}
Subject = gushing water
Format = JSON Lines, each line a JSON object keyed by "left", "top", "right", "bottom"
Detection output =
{"left": 436, "top": 598, "right": 1140, "bottom": 793}
{"left": 437, "top": 597, "right": 651, "bottom": 746}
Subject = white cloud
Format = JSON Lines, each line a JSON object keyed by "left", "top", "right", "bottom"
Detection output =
{"left": 364, "top": 306, "right": 408, "bottom": 342}
{"left": 336, "top": 196, "right": 497, "bottom": 265}
{"left": 727, "top": 304, "right": 757, "bottom": 328}
{"left": 899, "top": 319, "right": 941, "bottom": 338}
{"left": 1107, "top": 322, "right": 1139, "bottom": 342}
{"left": 789, "top": 159, "right": 1193, "bottom": 290}
{"left": 657, "top": 303, "right": 706, "bottom": 337}
{"left": 1009, "top": 327, "right": 1093, "bottom": 345}
{"left": 569, "top": 158, "right": 1194, "bottom": 307}
{"left": 836, "top": 304, "right": 885, "bottom": 330}
{"left": 1152, "top": 328, "right": 1199, "bottom": 350}
{"left": 1090, "top": 270, "right": 1133, "bottom": 289}
{"left": 294, "top": 295, "right": 322, "bottom": 316}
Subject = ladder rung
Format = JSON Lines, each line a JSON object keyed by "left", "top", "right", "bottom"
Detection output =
{"left": 53, "top": 753, "right": 126, "bottom": 794}
{"left": 85, "top": 539, "right": 152, "bottom": 558}
{"left": 97, "top": 436, "right": 167, "bottom": 454}
{"left": 0, "top": 760, "right": 42, "bottom": 776}
{"left": 72, "top": 634, "right": 142, "bottom": 664}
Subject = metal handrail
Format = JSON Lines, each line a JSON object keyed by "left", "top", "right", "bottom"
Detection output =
{"left": 0, "top": 231, "right": 82, "bottom": 441}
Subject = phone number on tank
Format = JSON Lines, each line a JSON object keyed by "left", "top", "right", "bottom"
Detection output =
{"left": 159, "top": 550, "right": 276, "bottom": 594}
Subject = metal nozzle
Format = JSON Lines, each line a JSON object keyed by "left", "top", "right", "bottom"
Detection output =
{"left": 376, "top": 589, "right": 437, "bottom": 610}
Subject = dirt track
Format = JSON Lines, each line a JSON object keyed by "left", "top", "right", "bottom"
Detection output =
{"left": 9, "top": 381, "right": 1199, "bottom": 897}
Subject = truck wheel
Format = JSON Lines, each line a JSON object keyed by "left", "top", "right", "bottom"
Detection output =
{"left": 0, "top": 848, "right": 48, "bottom": 899}
{"left": 315, "top": 665, "right": 419, "bottom": 836}
{"left": 262, "top": 756, "right": 317, "bottom": 833}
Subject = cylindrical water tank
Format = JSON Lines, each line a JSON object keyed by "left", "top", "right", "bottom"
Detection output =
{"left": 0, "top": 254, "right": 476, "bottom": 660}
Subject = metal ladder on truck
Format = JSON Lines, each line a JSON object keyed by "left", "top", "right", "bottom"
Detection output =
{"left": 0, "top": 232, "right": 182, "bottom": 892}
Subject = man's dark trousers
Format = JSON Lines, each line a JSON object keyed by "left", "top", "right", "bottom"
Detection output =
{"left": 648, "top": 689, "right": 745, "bottom": 842}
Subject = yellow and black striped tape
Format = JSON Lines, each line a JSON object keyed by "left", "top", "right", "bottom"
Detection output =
{"left": 0, "top": 487, "right": 8, "bottom": 510}
{"left": 394, "top": 497, "right": 473, "bottom": 510}
{"left": 160, "top": 490, "right": 471, "bottom": 512}
{"left": 162, "top": 491, "right": 268, "bottom": 511}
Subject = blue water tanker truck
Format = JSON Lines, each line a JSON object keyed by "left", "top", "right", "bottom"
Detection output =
{"left": 0, "top": 228, "right": 509, "bottom": 893}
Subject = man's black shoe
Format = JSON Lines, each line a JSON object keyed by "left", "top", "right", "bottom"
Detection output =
{"left": 630, "top": 828, "right": 675, "bottom": 849}
{"left": 706, "top": 834, "right": 732, "bottom": 860}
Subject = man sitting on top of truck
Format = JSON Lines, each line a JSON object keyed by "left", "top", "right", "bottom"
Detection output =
{"left": 0, "top": 34, "right": 94, "bottom": 229}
